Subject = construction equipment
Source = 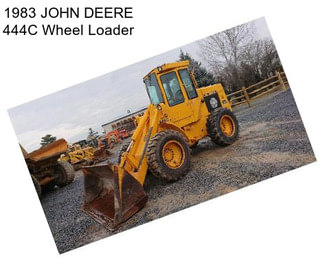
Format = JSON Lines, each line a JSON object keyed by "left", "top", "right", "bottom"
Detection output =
{"left": 83, "top": 61, "right": 239, "bottom": 230}
{"left": 118, "top": 129, "right": 130, "bottom": 140}
{"left": 60, "top": 144, "right": 95, "bottom": 170}
{"left": 96, "top": 130, "right": 122, "bottom": 151}
{"left": 91, "top": 132, "right": 120, "bottom": 163}
{"left": 107, "top": 130, "right": 121, "bottom": 145}
{"left": 92, "top": 137, "right": 112, "bottom": 163}
{"left": 21, "top": 139, "right": 75, "bottom": 197}
{"left": 73, "top": 139, "right": 88, "bottom": 148}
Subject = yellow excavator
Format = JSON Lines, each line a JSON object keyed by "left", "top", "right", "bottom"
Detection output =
{"left": 83, "top": 60, "right": 239, "bottom": 230}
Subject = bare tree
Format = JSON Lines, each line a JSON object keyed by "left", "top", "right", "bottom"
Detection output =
{"left": 260, "top": 39, "right": 281, "bottom": 77}
{"left": 199, "top": 22, "right": 282, "bottom": 93}
{"left": 199, "top": 22, "right": 255, "bottom": 92}
{"left": 240, "top": 38, "right": 282, "bottom": 84}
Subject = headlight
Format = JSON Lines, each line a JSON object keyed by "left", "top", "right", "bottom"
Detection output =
{"left": 210, "top": 97, "right": 218, "bottom": 108}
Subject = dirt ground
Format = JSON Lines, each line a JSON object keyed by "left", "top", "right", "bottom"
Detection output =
{"left": 40, "top": 89, "right": 316, "bottom": 253}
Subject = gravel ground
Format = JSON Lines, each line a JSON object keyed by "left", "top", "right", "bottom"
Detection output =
{"left": 40, "top": 89, "right": 316, "bottom": 253}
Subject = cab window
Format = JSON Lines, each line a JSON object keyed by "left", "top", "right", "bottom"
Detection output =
{"left": 179, "top": 69, "right": 198, "bottom": 99}
{"left": 160, "top": 71, "right": 184, "bottom": 106}
{"left": 144, "top": 73, "right": 164, "bottom": 105}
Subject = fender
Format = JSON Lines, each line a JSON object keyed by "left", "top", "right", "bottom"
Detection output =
{"left": 159, "top": 122, "right": 190, "bottom": 143}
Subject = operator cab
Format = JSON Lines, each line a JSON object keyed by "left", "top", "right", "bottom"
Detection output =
{"left": 144, "top": 61, "right": 198, "bottom": 107}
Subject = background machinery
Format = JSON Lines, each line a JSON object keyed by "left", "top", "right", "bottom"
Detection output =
{"left": 60, "top": 144, "right": 95, "bottom": 170}
{"left": 21, "top": 139, "right": 75, "bottom": 197}
{"left": 118, "top": 129, "right": 130, "bottom": 140}
{"left": 83, "top": 60, "right": 239, "bottom": 229}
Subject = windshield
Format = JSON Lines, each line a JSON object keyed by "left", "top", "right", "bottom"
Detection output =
{"left": 144, "top": 73, "right": 164, "bottom": 105}
{"left": 178, "top": 69, "right": 198, "bottom": 99}
{"left": 160, "top": 71, "right": 184, "bottom": 106}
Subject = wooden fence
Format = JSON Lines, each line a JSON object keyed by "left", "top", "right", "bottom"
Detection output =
{"left": 227, "top": 72, "right": 289, "bottom": 107}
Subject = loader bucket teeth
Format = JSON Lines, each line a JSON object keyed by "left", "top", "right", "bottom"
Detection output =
{"left": 82, "top": 164, "right": 147, "bottom": 230}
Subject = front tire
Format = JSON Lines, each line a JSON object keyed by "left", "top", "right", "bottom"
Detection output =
{"left": 146, "top": 130, "right": 191, "bottom": 182}
{"left": 207, "top": 108, "right": 239, "bottom": 146}
{"left": 54, "top": 161, "right": 75, "bottom": 187}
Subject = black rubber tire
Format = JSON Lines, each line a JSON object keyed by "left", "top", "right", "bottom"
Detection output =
{"left": 42, "top": 181, "right": 56, "bottom": 192}
{"left": 31, "top": 175, "right": 41, "bottom": 198}
{"left": 54, "top": 161, "right": 75, "bottom": 187}
{"left": 146, "top": 130, "right": 191, "bottom": 182}
{"left": 207, "top": 108, "right": 239, "bottom": 146}
{"left": 118, "top": 143, "right": 129, "bottom": 164}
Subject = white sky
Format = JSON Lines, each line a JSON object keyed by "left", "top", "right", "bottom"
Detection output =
{"left": 8, "top": 17, "right": 271, "bottom": 152}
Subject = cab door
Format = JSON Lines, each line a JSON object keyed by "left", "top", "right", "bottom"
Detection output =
{"left": 158, "top": 71, "right": 194, "bottom": 126}
{"left": 177, "top": 69, "right": 201, "bottom": 122}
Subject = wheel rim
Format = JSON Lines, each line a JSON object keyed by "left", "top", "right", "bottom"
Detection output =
{"left": 220, "top": 115, "right": 235, "bottom": 137}
{"left": 162, "top": 140, "right": 185, "bottom": 169}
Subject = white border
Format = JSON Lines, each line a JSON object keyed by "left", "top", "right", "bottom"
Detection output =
{"left": 1, "top": 0, "right": 322, "bottom": 270}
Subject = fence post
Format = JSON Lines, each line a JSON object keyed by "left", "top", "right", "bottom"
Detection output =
{"left": 242, "top": 87, "right": 251, "bottom": 107}
{"left": 277, "top": 71, "right": 287, "bottom": 91}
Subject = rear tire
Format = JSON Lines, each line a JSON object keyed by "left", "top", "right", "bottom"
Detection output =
{"left": 146, "top": 130, "right": 191, "bottom": 182}
{"left": 54, "top": 161, "right": 75, "bottom": 187}
{"left": 207, "top": 108, "right": 239, "bottom": 146}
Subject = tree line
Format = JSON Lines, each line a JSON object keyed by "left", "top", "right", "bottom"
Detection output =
{"left": 179, "top": 22, "right": 283, "bottom": 93}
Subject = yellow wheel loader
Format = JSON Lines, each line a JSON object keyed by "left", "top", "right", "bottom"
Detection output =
{"left": 83, "top": 60, "right": 239, "bottom": 230}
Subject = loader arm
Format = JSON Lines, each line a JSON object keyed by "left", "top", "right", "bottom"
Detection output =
{"left": 119, "top": 104, "right": 161, "bottom": 186}
{"left": 82, "top": 104, "right": 161, "bottom": 230}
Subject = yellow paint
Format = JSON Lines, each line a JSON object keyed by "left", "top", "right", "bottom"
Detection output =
{"left": 59, "top": 144, "right": 95, "bottom": 164}
{"left": 28, "top": 139, "right": 68, "bottom": 161}
{"left": 162, "top": 140, "right": 185, "bottom": 169}
{"left": 117, "top": 61, "right": 232, "bottom": 186}
{"left": 220, "top": 115, "right": 235, "bottom": 137}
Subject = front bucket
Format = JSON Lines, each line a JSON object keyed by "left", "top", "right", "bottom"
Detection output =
{"left": 82, "top": 164, "right": 148, "bottom": 230}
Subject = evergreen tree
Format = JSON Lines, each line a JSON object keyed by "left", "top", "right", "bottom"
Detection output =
{"left": 87, "top": 128, "right": 99, "bottom": 148}
{"left": 87, "top": 128, "right": 98, "bottom": 139}
{"left": 40, "top": 134, "right": 56, "bottom": 146}
{"left": 178, "top": 50, "right": 217, "bottom": 87}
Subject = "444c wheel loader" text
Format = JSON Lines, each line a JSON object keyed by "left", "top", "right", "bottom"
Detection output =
{"left": 83, "top": 60, "right": 239, "bottom": 230}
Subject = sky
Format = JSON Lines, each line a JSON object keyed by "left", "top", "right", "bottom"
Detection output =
{"left": 8, "top": 17, "right": 271, "bottom": 152}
